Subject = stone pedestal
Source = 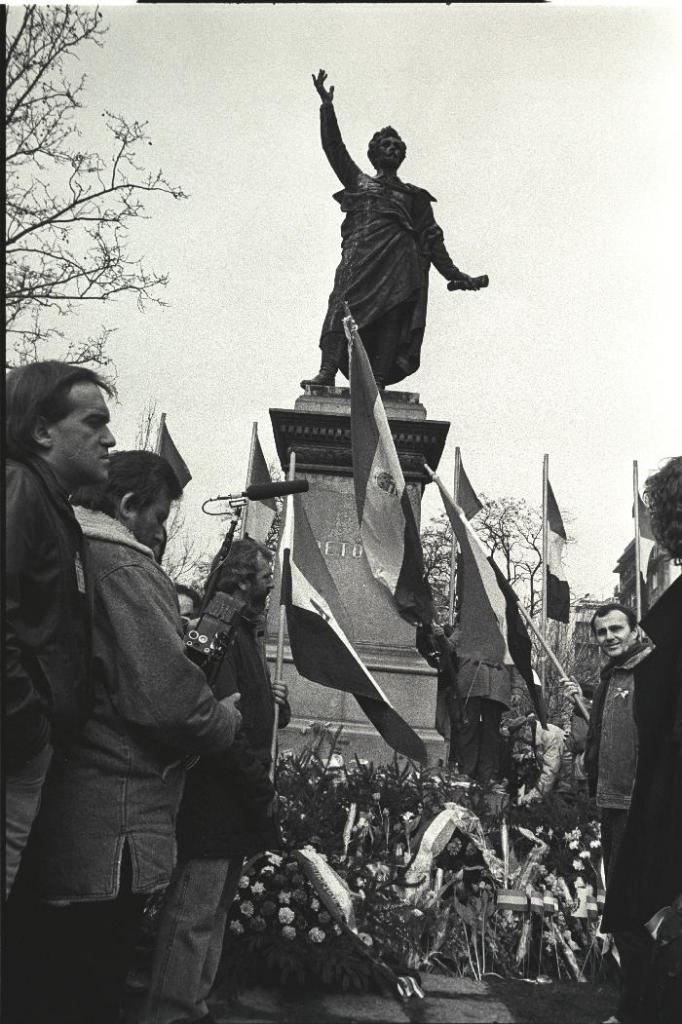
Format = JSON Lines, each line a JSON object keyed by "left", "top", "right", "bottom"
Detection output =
{"left": 266, "top": 385, "right": 450, "bottom": 765}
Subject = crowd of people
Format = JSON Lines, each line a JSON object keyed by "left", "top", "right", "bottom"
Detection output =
{"left": 4, "top": 358, "right": 681, "bottom": 1024}
{"left": 5, "top": 361, "right": 289, "bottom": 1024}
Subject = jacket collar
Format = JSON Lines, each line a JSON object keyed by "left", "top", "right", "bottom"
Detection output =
{"left": 601, "top": 636, "right": 653, "bottom": 679}
{"left": 74, "top": 506, "right": 154, "bottom": 559}
{"left": 23, "top": 456, "right": 72, "bottom": 507}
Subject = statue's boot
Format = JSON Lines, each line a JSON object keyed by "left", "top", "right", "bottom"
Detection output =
{"left": 300, "top": 362, "right": 337, "bottom": 389}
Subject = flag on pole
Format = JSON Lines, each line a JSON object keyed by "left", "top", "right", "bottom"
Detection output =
{"left": 633, "top": 491, "right": 656, "bottom": 614}
{"left": 244, "top": 428, "right": 277, "bottom": 545}
{"left": 459, "top": 458, "right": 483, "bottom": 520}
{"left": 546, "top": 481, "right": 570, "bottom": 623}
{"left": 280, "top": 493, "right": 427, "bottom": 763}
{"left": 345, "top": 311, "right": 433, "bottom": 626}
{"left": 428, "top": 467, "right": 546, "bottom": 725}
{"left": 487, "top": 556, "right": 547, "bottom": 726}
{"left": 156, "top": 413, "right": 192, "bottom": 489}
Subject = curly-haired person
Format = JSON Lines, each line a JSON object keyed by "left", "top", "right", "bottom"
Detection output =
{"left": 603, "top": 456, "right": 682, "bottom": 1024}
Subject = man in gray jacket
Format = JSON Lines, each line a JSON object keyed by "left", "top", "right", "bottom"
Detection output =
{"left": 10, "top": 451, "right": 242, "bottom": 1024}
{"left": 582, "top": 601, "right": 652, "bottom": 1024}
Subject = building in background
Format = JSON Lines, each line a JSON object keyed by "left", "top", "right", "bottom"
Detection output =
{"left": 613, "top": 542, "right": 681, "bottom": 613}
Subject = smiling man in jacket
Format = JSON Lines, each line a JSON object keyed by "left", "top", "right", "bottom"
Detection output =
{"left": 582, "top": 601, "right": 652, "bottom": 1024}
{"left": 11, "top": 451, "right": 243, "bottom": 1024}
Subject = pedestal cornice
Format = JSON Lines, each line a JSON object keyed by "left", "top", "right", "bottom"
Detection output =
{"left": 270, "top": 387, "right": 449, "bottom": 483}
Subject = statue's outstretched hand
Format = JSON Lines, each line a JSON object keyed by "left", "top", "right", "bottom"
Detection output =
{"left": 448, "top": 273, "right": 484, "bottom": 291}
{"left": 312, "top": 69, "right": 334, "bottom": 104}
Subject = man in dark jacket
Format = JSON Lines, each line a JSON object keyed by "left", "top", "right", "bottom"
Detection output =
{"left": 142, "top": 538, "right": 290, "bottom": 1024}
{"left": 604, "top": 457, "right": 682, "bottom": 1024}
{"left": 581, "top": 601, "right": 652, "bottom": 1024}
{"left": 7, "top": 452, "right": 243, "bottom": 1024}
{"left": 4, "top": 360, "right": 115, "bottom": 895}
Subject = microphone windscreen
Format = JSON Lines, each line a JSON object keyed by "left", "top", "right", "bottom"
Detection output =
{"left": 245, "top": 479, "right": 309, "bottom": 501}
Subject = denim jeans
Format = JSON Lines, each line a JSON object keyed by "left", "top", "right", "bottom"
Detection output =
{"left": 141, "top": 857, "right": 243, "bottom": 1024}
{"left": 4, "top": 743, "right": 52, "bottom": 897}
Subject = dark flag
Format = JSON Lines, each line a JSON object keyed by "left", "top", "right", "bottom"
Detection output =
{"left": 156, "top": 413, "right": 192, "bottom": 489}
{"left": 459, "top": 458, "right": 483, "bottom": 520}
{"left": 546, "top": 481, "right": 570, "bottom": 623}
{"left": 430, "top": 468, "right": 547, "bottom": 727}
{"left": 244, "top": 428, "right": 277, "bottom": 544}
{"left": 279, "top": 494, "right": 427, "bottom": 763}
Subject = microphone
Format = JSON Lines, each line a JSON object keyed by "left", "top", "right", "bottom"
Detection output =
{"left": 215, "top": 479, "right": 309, "bottom": 502}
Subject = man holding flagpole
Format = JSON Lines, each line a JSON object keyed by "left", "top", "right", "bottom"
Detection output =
{"left": 142, "top": 538, "right": 289, "bottom": 1024}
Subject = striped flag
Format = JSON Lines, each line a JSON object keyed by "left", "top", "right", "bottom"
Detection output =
{"left": 346, "top": 313, "right": 433, "bottom": 626}
{"left": 280, "top": 493, "right": 427, "bottom": 763}
{"left": 546, "top": 481, "right": 570, "bottom": 623}
{"left": 429, "top": 469, "right": 546, "bottom": 725}
{"left": 244, "top": 427, "right": 277, "bottom": 545}
{"left": 156, "top": 413, "right": 192, "bottom": 489}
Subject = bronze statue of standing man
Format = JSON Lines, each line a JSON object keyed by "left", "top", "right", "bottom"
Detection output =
{"left": 301, "top": 70, "right": 487, "bottom": 391}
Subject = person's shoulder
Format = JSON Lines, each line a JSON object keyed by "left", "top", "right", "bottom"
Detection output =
{"left": 6, "top": 459, "right": 49, "bottom": 518}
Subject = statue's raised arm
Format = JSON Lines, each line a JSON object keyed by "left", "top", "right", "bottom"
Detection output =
{"left": 312, "top": 68, "right": 361, "bottom": 189}
{"left": 312, "top": 68, "right": 334, "bottom": 105}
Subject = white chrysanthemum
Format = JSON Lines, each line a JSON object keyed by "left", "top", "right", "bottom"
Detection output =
{"left": 579, "top": 850, "right": 591, "bottom": 859}
{"left": 267, "top": 853, "right": 284, "bottom": 866}
{"left": 240, "top": 901, "right": 255, "bottom": 917}
{"left": 278, "top": 891, "right": 292, "bottom": 904}
{"left": 229, "top": 920, "right": 244, "bottom": 935}
{"left": 572, "top": 859, "right": 583, "bottom": 870}
{"left": 310, "top": 898, "right": 320, "bottom": 911}
{"left": 568, "top": 840, "right": 579, "bottom": 850}
{"left": 589, "top": 839, "right": 601, "bottom": 849}
{"left": 278, "top": 907, "right": 295, "bottom": 924}
{"left": 251, "top": 881, "right": 265, "bottom": 895}
{"left": 308, "top": 927, "right": 325, "bottom": 944}
{"left": 281, "top": 925, "right": 296, "bottom": 941}
{"left": 238, "top": 876, "right": 251, "bottom": 890}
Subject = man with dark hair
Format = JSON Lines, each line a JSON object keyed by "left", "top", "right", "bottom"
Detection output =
{"left": 142, "top": 537, "right": 290, "bottom": 1024}
{"left": 300, "top": 69, "right": 482, "bottom": 390}
{"left": 604, "top": 457, "right": 682, "bottom": 1023}
{"left": 580, "top": 602, "right": 652, "bottom": 1024}
{"left": 5, "top": 359, "right": 115, "bottom": 894}
{"left": 9, "top": 451, "right": 243, "bottom": 1024}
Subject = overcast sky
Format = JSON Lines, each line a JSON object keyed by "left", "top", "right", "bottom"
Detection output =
{"left": 18, "top": 3, "right": 681, "bottom": 598}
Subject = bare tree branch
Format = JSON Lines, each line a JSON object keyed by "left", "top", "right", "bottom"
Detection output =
{"left": 5, "top": 5, "right": 188, "bottom": 366}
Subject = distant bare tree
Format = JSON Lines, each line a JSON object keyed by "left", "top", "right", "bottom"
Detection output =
{"left": 5, "top": 5, "right": 187, "bottom": 366}
{"left": 474, "top": 495, "right": 544, "bottom": 616}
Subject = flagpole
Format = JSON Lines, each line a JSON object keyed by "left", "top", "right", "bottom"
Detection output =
{"left": 270, "top": 451, "right": 296, "bottom": 780}
{"left": 515, "top": 600, "right": 590, "bottom": 723}
{"left": 541, "top": 454, "right": 549, "bottom": 695}
{"left": 154, "top": 412, "right": 166, "bottom": 456}
{"left": 633, "top": 460, "right": 642, "bottom": 620}
{"left": 240, "top": 422, "right": 258, "bottom": 541}
{"left": 448, "top": 448, "right": 461, "bottom": 627}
